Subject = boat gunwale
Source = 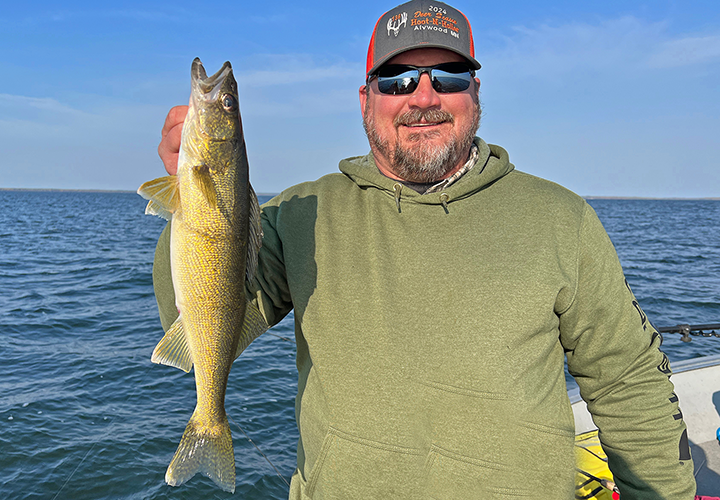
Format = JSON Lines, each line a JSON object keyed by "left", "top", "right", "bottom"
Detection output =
{"left": 567, "top": 354, "right": 720, "bottom": 405}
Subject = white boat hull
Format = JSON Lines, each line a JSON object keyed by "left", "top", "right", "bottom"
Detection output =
{"left": 570, "top": 354, "right": 720, "bottom": 495}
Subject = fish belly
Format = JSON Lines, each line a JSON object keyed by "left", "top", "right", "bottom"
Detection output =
{"left": 166, "top": 218, "right": 247, "bottom": 492}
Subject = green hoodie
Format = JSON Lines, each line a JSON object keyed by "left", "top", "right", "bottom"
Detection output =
{"left": 152, "top": 138, "right": 695, "bottom": 499}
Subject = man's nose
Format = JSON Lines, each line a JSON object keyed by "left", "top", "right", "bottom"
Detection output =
{"left": 408, "top": 73, "right": 441, "bottom": 108}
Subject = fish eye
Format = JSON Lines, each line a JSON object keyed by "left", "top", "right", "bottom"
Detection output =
{"left": 221, "top": 94, "right": 237, "bottom": 112}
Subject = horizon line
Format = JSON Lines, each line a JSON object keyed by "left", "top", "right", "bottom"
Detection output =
{"left": 0, "top": 187, "right": 280, "bottom": 197}
{"left": 1, "top": 187, "right": 718, "bottom": 201}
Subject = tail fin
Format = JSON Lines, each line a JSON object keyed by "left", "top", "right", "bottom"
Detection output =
{"left": 165, "top": 409, "right": 235, "bottom": 492}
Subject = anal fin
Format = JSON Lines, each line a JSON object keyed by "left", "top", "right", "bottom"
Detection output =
{"left": 151, "top": 315, "right": 193, "bottom": 372}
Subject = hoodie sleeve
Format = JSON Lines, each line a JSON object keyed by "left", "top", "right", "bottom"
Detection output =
{"left": 152, "top": 222, "right": 178, "bottom": 331}
{"left": 558, "top": 204, "right": 695, "bottom": 499}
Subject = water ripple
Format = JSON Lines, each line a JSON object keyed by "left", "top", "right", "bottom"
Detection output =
{"left": 1, "top": 192, "right": 718, "bottom": 498}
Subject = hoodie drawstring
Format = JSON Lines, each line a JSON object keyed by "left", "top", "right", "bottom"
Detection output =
{"left": 393, "top": 184, "right": 450, "bottom": 214}
{"left": 439, "top": 193, "right": 450, "bottom": 214}
{"left": 393, "top": 183, "right": 402, "bottom": 213}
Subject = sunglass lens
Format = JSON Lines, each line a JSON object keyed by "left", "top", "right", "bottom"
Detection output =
{"left": 432, "top": 69, "right": 472, "bottom": 93}
{"left": 377, "top": 69, "right": 418, "bottom": 95}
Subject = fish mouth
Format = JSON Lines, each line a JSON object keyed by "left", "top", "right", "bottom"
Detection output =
{"left": 187, "top": 58, "right": 241, "bottom": 141}
{"left": 191, "top": 58, "right": 233, "bottom": 99}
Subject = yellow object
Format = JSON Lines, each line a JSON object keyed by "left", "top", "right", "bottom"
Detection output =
{"left": 575, "top": 430, "right": 618, "bottom": 499}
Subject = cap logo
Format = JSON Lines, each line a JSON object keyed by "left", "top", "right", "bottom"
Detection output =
{"left": 412, "top": 6, "right": 460, "bottom": 39}
{"left": 387, "top": 12, "right": 407, "bottom": 37}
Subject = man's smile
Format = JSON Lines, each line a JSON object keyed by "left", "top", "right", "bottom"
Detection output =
{"left": 403, "top": 121, "right": 445, "bottom": 127}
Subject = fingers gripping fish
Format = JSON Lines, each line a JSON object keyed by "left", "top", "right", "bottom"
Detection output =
{"left": 138, "top": 58, "right": 267, "bottom": 493}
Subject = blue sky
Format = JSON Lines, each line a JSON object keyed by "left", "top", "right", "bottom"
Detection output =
{"left": 1, "top": 1, "right": 718, "bottom": 197}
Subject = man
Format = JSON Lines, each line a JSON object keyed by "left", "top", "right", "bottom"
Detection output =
{"left": 152, "top": 1, "right": 696, "bottom": 498}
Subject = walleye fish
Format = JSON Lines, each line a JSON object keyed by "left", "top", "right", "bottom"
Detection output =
{"left": 137, "top": 58, "right": 267, "bottom": 493}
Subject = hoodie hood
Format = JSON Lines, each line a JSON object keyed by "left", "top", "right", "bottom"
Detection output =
{"left": 338, "top": 137, "right": 514, "bottom": 206}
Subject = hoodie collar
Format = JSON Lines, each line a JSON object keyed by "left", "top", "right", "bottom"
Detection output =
{"left": 339, "top": 137, "right": 515, "bottom": 206}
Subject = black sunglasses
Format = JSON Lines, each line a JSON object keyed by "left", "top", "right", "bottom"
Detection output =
{"left": 369, "top": 62, "right": 475, "bottom": 95}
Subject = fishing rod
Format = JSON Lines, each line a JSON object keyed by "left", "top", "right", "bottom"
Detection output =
{"left": 656, "top": 323, "right": 720, "bottom": 342}
{"left": 574, "top": 468, "right": 620, "bottom": 499}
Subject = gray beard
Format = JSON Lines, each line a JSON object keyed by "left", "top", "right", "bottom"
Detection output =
{"left": 363, "top": 99, "right": 480, "bottom": 183}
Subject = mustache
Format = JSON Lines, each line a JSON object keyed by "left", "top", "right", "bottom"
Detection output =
{"left": 394, "top": 109, "right": 454, "bottom": 127}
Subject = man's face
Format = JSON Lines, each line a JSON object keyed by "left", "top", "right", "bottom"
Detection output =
{"left": 360, "top": 48, "right": 480, "bottom": 183}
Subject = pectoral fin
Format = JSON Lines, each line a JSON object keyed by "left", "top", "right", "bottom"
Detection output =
{"left": 151, "top": 315, "right": 193, "bottom": 372}
{"left": 193, "top": 165, "right": 217, "bottom": 208}
{"left": 137, "top": 175, "right": 180, "bottom": 221}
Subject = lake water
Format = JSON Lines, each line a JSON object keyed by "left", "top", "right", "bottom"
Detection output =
{"left": 1, "top": 191, "right": 718, "bottom": 499}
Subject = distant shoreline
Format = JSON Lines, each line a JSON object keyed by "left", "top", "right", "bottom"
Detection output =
{"left": 1, "top": 188, "right": 717, "bottom": 200}
{"left": 0, "top": 187, "right": 136, "bottom": 194}
{"left": 0, "top": 187, "right": 279, "bottom": 197}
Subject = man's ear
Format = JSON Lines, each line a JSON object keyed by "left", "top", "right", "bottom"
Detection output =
{"left": 359, "top": 84, "right": 368, "bottom": 119}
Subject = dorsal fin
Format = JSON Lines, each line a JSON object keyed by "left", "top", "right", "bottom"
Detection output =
{"left": 235, "top": 300, "right": 269, "bottom": 360}
{"left": 233, "top": 184, "right": 268, "bottom": 360}
{"left": 246, "top": 184, "right": 263, "bottom": 284}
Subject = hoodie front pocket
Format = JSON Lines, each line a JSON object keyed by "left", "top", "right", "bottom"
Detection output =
{"left": 304, "top": 426, "right": 422, "bottom": 500}
{"left": 424, "top": 444, "right": 535, "bottom": 499}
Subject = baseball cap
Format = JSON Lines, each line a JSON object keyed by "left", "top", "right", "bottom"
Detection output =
{"left": 366, "top": 0, "right": 481, "bottom": 76}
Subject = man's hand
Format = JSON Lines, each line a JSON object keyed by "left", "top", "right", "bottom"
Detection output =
{"left": 158, "top": 105, "right": 188, "bottom": 175}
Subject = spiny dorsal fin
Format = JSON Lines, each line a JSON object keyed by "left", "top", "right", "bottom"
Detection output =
{"left": 151, "top": 315, "right": 193, "bottom": 372}
{"left": 235, "top": 299, "right": 269, "bottom": 360}
{"left": 246, "top": 183, "right": 263, "bottom": 284}
{"left": 193, "top": 165, "right": 217, "bottom": 208}
{"left": 137, "top": 175, "right": 180, "bottom": 221}
{"left": 233, "top": 188, "right": 267, "bottom": 361}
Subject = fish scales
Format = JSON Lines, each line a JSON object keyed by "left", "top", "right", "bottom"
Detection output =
{"left": 137, "top": 58, "right": 267, "bottom": 493}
